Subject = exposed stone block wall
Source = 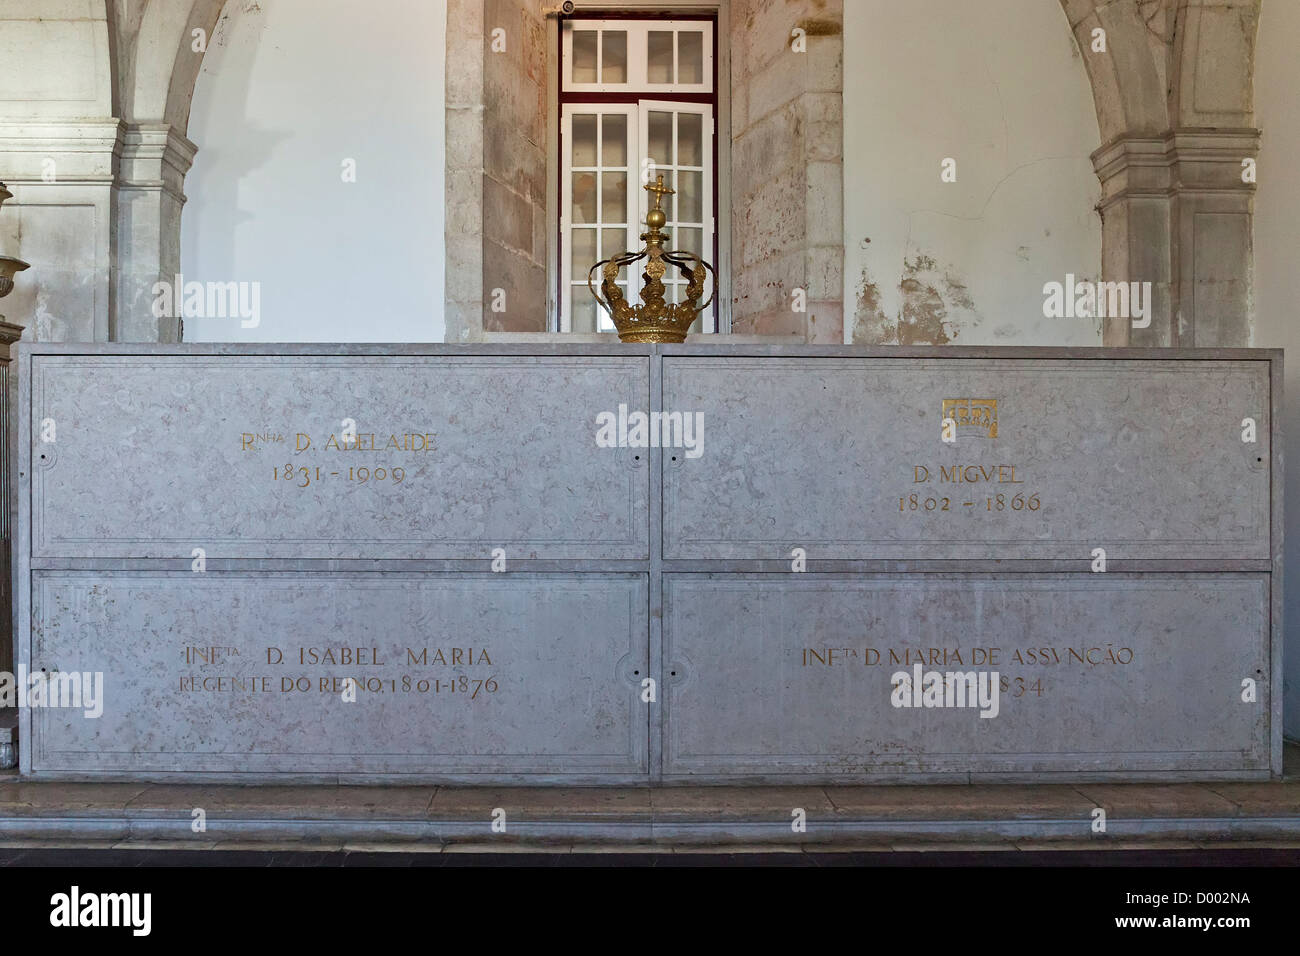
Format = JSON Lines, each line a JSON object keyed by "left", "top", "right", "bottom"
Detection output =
{"left": 445, "top": 0, "right": 487, "bottom": 342}
{"left": 481, "top": 0, "right": 549, "bottom": 334}
{"left": 730, "top": 0, "right": 843, "bottom": 341}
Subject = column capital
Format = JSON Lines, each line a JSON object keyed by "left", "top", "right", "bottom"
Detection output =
{"left": 1092, "top": 128, "right": 1261, "bottom": 210}
{"left": 0, "top": 320, "right": 25, "bottom": 349}
{"left": 1166, "top": 127, "right": 1260, "bottom": 193}
{"left": 118, "top": 123, "right": 199, "bottom": 204}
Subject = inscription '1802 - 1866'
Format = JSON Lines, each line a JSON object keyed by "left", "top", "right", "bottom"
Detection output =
{"left": 903, "top": 463, "right": 1043, "bottom": 514}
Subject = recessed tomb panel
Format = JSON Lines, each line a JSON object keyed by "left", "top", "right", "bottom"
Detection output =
{"left": 27, "top": 572, "right": 648, "bottom": 778}
{"left": 30, "top": 354, "right": 649, "bottom": 560}
{"left": 662, "top": 357, "right": 1271, "bottom": 560}
{"left": 663, "top": 574, "right": 1270, "bottom": 779}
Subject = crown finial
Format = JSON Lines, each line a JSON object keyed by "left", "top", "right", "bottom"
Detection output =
{"left": 645, "top": 173, "right": 674, "bottom": 209}
{"left": 643, "top": 174, "right": 673, "bottom": 237}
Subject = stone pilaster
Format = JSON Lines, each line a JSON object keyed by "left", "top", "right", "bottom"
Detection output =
{"left": 445, "top": 0, "right": 548, "bottom": 339}
{"left": 114, "top": 124, "right": 196, "bottom": 343}
{"left": 1093, "top": 128, "right": 1258, "bottom": 347}
{"left": 444, "top": 0, "right": 487, "bottom": 343}
{"left": 1167, "top": 128, "right": 1258, "bottom": 347}
{"left": 0, "top": 319, "right": 23, "bottom": 771}
{"left": 481, "top": 0, "right": 548, "bottom": 334}
{"left": 0, "top": 120, "right": 122, "bottom": 343}
{"left": 1092, "top": 136, "right": 1174, "bottom": 346}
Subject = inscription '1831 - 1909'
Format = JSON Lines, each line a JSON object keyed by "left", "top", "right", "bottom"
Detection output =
{"left": 240, "top": 427, "right": 438, "bottom": 489}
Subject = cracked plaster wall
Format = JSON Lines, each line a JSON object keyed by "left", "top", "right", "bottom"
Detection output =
{"left": 843, "top": 0, "right": 1102, "bottom": 346}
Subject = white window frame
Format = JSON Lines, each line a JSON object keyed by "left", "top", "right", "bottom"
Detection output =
{"left": 562, "top": 19, "right": 714, "bottom": 95}
{"left": 560, "top": 103, "right": 641, "bottom": 334}
{"left": 639, "top": 99, "right": 715, "bottom": 332}
{"left": 547, "top": 4, "right": 731, "bottom": 335}
{"left": 559, "top": 100, "right": 716, "bottom": 334}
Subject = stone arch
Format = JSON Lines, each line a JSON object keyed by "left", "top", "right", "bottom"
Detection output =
{"left": 1057, "top": 0, "right": 1260, "bottom": 347}
{"left": 162, "top": 0, "right": 232, "bottom": 131}
{"left": 103, "top": 0, "right": 131, "bottom": 119}
{"left": 1059, "top": 0, "right": 1171, "bottom": 143}
{"left": 1061, "top": 0, "right": 1260, "bottom": 139}
{"left": 114, "top": 0, "right": 228, "bottom": 128}
{"left": 102, "top": 0, "right": 229, "bottom": 341}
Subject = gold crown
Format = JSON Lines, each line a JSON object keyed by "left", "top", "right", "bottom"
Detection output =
{"left": 587, "top": 175, "right": 716, "bottom": 343}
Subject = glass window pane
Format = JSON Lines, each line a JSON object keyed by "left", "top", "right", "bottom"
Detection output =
{"left": 572, "top": 172, "right": 597, "bottom": 224}
{"left": 602, "top": 227, "right": 627, "bottom": 260}
{"left": 602, "top": 114, "right": 627, "bottom": 166}
{"left": 601, "top": 171, "right": 627, "bottom": 222}
{"left": 677, "top": 227, "right": 703, "bottom": 259}
{"left": 599, "top": 289, "right": 620, "bottom": 332}
{"left": 647, "top": 111, "right": 673, "bottom": 169}
{"left": 647, "top": 31, "right": 674, "bottom": 84}
{"left": 678, "top": 170, "right": 703, "bottom": 223}
{"left": 570, "top": 293, "right": 598, "bottom": 333}
{"left": 572, "top": 31, "right": 597, "bottom": 83}
{"left": 664, "top": 248, "right": 683, "bottom": 280}
{"left": 678, "top": 31, "right": 704, "bottom": 84}
{"left": 571, "top": 114, "right": 597, "bottom": 167}
{"left": 677, "top": 113, "right": 703, "bottom": 167}
{"left": 602, "top": 31, "right": 627, "bottom": 83}
{"left": 572, "top": 228, "right": 597, "bottom": 280}
{"left": 658, "top": 168, "right": 676, "bottom": 219}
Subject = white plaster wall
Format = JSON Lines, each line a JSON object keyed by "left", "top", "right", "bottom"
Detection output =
{"left": 181, "top": 0, "right": 447, "bottom": 342}
{"left": 842, "top": 0, "right": 1102, "bottom": 345}
{"left": 1251, "top": 0, "right": 1300, "bottom": 740}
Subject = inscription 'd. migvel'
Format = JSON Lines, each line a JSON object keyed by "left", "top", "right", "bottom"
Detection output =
{"left": 913, "top": 464, "right": 1024, "bottom": 484}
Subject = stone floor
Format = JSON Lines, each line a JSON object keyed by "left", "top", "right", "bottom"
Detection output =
{"left": 1, "top": 744, "right": 1296, "bottom": 854}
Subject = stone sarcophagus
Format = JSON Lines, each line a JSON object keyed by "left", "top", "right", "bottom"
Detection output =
{"left": 10, "top": 343, "right": 1282, "bottom": 782}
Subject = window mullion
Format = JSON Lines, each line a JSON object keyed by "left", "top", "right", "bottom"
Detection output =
{"left": 628, "top": 105, "right": 642, "bottom": 276}
{"left": 630, "top": 22, "right": 646, "bottom": 88}
{"left": 672, "top": 27, "right": 679, "bottom": 87}
{"left": 560, "top": 109, "right": 572, "bottom": 333}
